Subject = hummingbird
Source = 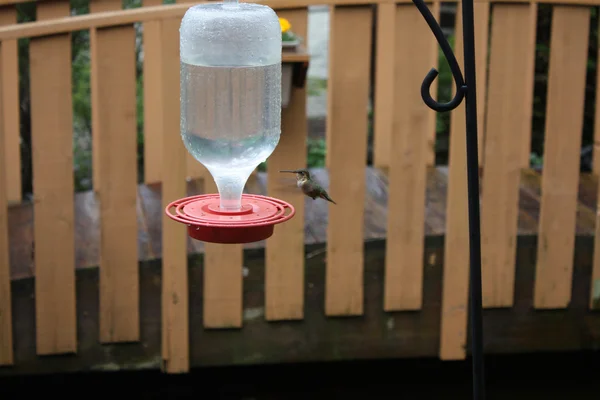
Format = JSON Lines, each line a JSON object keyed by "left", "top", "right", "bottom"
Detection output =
{"left": 280, "top": 169, "right": 337, "bottom": 204}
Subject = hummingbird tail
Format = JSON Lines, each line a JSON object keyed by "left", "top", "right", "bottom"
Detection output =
{"left": 321, "top": 192, "right": 336, "bottom": 205}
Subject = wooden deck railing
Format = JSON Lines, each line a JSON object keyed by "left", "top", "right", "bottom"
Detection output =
{"left": 1, "top": 0, "right": 600, "bottom": 373}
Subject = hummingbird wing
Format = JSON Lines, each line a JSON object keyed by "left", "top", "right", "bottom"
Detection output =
{"left": 268, "top": 175, "right": 300, "bottom": 194}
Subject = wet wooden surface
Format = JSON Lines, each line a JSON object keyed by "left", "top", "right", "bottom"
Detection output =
{"left": 6, "top": 167, "right": 598, "bottom": 281}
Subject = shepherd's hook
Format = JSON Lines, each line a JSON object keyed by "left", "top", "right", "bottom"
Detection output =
{"left": 411, "top": 0, "right": 486, "bottom": 399}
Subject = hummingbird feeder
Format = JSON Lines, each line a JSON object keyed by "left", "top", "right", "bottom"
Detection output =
{"left": 165, "top": 0, "right": 295, "bottom": 244}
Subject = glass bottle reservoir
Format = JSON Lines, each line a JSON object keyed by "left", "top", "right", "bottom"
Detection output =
{"left": 180, "top": 0, "right": 282, "bottom": 211}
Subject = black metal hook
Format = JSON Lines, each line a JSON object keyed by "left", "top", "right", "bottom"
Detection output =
{"left": 413, "top": 0, "right": 467, "bottom": 112}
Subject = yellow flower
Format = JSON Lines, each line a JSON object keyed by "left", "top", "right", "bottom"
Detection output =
{"left": 279, "top": 17, "right": 291, "bottom": 33}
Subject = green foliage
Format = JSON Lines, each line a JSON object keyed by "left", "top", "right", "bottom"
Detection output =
{"left": 525, "top": 4, "right": 598, "bottom": 167}
{"left": 68, "top": 0, "right": 145, "bottom": 191}
{"left": 307, "top": 77, "right": 327, "bottom": 96}
{"left": 436, "top": 34, "right": 454, "bottom": 131}
{"left": 282, "top": 31, "right": 297, "bottom": 42}
{"left": 530, "top": 152, "right": 543, "bottom": 168}
{"left": 15, "top": 2, "right": 36, "bottom": 196}
{"left": 433, "top": 34, "right": 454, "bottom": 165}
{"left": 307, "top": 137, "right": 327, "bottom": 168}
{"left": 69, "top": 0, "right": 93, "bottom": 191}
{"left": 72, "top": 38, "right": 92, "bottom": 191}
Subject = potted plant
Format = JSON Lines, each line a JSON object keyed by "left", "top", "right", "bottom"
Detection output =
{"left": 279, "top": 17, "right": 300, "bottom": 51}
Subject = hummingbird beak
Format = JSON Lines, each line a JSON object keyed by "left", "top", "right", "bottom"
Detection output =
{"left": 279, "top": 170, "right": 302, "bottom": 173}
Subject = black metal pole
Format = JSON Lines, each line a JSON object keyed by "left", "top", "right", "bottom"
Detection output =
{"left": 460, "top": 1, "right": 486, "bottom": 399}
{"left": 411, "top": 0, "right": 485, "bottom": 399}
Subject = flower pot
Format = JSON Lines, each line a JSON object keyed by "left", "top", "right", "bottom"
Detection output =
{"left": 282, "top": 39, "right": 300, "bottom": 52}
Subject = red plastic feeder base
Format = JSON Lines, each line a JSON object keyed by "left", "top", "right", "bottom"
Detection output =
{"left": 165, "top": 194, "right": 295, "bottom": 244}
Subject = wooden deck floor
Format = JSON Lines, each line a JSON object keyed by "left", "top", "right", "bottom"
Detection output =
{"left": 6, "top": 166, "right": 598, "bottom": 280}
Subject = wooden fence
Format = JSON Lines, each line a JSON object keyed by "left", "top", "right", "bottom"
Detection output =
{"left": 1, "top": 0, "right": 600, "bottom": 373}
